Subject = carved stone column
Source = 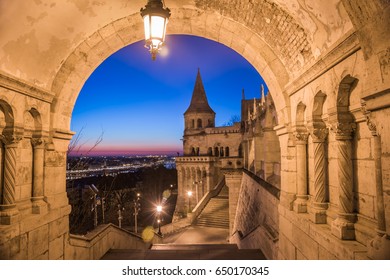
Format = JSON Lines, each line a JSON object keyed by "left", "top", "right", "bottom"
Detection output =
{"left": 331, "top": 122, "right": 356, "bottom": 240}
{"left": 0, "top": 135, "right": 21, "bottom": 225}
{"left": 362, "top": 105, "right": 390, "bottom": 259}
{"left": 31, "top": 138, "right": 47, "bottom": 214}
{"left": 309, "top": 127, "right": 328, "bottom": 224}
{"left": 293, "top": 132, "right": 309, "bottom": 213}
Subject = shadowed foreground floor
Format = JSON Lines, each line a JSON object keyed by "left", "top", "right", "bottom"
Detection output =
{"left": 101, "top": 226, "right": 266, "bottom": 260}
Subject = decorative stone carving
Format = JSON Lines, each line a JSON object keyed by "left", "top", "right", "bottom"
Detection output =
{"left": 378, "top": 47, "right": 390, "bottom": 83}
{"left": 361, "top": 101, "right": 378, "bottom": 136}
{"left": 31, "top": 137, "right": 45, "bottom": 148}
{"left": 0, "top": 134, "right": 22, "bottom": 146}
{"left": 311, "top": 127, "right": 328, "bottom": 143}
{"left": 330, "top": 122, "right": 356, "bottom": 140}
{"left": 293, "top": 131, "right": 309, "bottom": 143}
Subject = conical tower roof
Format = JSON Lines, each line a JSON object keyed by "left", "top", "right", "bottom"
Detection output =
{"left": 184, "top": 69, "right": 215, "bottom": 115}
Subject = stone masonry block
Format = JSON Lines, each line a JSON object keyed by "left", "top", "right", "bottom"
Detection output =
{"left": 28, "top": 225, "right": 49, "bottom": 259}
{"left": 291, "top": 225, "right": 319, "bottom": 259}
{"left": 99, "top": 23, "right": 116, "bottom": 39}
{"left": 49, "top": 235, "right": 64, "bottom": 260}
{"left": 279, "top": 234, "right": 296, "bottom": 259}
{"left": 49, "top": 217, "right": 69, "bottom": 241}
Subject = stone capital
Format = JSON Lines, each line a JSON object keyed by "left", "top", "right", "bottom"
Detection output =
{"left": 293, "top": 131, "right": 309, "bottom": 144}
{"left": 0, "top": 134, "right": 22, "bottom": 146}
{"left": 361, "top": 101, "right": 378, "bottom": 136}
{"left": 31, "top": 137, "right": 46, "bottom": 148}
{"left": 329, "top": 122, "right": 356, "bottom": 140}
{"left": 310, "top": 127, "right": 328, "bottom": 143}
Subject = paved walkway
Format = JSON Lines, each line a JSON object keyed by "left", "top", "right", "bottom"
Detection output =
{"left": 101, "top": 225, "right": 266, "bottom": 260}
{"left": 163, "top": 225, "right": 229, "bottom": 244}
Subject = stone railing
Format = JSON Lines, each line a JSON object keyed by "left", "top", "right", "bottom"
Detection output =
{"left": 190, "top": 176, "right": 226, "bottom": 223}
{"left": 175, "top": 156, "right": 216, "bottom": 163}
{"left": 160, "top": 176, "right": 226, "bottom": 236}
{"left": 65, "top": 223, "right": 162, "bottom": 260}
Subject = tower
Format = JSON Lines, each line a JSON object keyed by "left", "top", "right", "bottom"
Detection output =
{"left": 184, "top": 69, "right": 215, "bottom": 133}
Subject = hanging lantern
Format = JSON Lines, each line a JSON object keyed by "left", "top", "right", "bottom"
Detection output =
{"left": 140, "top": 0, "right": 171, "bottom": 61}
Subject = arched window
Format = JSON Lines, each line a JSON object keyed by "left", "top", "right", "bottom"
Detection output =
{"left": 220, "top": 147, "right": 224, "bottom": 157}
{"left": 191, "top": 119, "right": 195, "bottom": 128}
{"left": 238, "top": 144, "right": 243, "bottom": 157}
{"left": 214, "top": 147, "right": 219, "bottom": 157}
{"left": 225, "top": 147, "right": 230, "bottom": 157}
{"left": 195, "top": 147, "right": 200, "bottom": 156}
{"left": 191, "top": 147, "right": 196, "bottom": 156}
{"left": 197, "top": 119, "right": 202, "bottom": 128}
{"left": 207, "top": 147, "right": 213, "bottom": 156}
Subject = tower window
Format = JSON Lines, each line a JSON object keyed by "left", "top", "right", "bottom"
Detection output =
{"left": 197, "top": 119, "right": 202, "bottom": 128}
{"left": 191, "top": 119, "right": 195, "bottom": 128}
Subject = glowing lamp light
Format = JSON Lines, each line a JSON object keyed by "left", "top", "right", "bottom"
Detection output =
{"left": 156, "top": 205, "right": 162, "bottom": 213}
{"left": 187, "top": 191, "right": 192, "bottom": 197}
{"left": 140, "top": 0, "right": 171, "bottom": 61}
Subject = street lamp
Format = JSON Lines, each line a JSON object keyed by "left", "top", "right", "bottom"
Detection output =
{"left": 140, "top": 0, "right": 171, "bottom": 61}
{"left": 187, "top": 191, "right": 192, "bottom": 213}
{"left": 117, "top": 204, "right": 125, "bottom": 228}
{"left": 133, "top": 193, "right": 141, "bottom": 234}
{"left": 156, "top": 205, "right": 162, "bottom": 235}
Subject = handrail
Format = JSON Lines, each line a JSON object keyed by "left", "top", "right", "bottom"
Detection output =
{"left": 190, "top": 176, "right": 226, "bottom": 223}
{"left": 242, "top": 169, "right": 280, "bottom": 199}
{"left": 67, "top": 223, "right": 163, "bottom": 259}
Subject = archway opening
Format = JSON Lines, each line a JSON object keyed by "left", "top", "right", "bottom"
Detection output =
{"left": 65, "top": 34, "right": 272, "bottom": 234}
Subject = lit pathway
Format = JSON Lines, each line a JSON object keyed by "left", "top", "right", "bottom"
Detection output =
{"left": 101, "top": 225, "right": 266, "bottom": 260}
{"left": 163, "top": 225, "right": 229, "bottom": 244}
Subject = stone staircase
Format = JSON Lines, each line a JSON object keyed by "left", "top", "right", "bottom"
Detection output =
{"left": 102, "top": 244, "right": 265, "bottom": 260}
{"left": 195, "top": 186, "right": 229, "bottom": 229}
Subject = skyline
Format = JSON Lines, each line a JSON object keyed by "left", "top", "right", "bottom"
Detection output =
{"left": 70, "top": 35, "right": 268, "bottom": 156}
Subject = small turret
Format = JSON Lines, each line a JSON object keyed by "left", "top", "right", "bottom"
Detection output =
{"left": 184, "top": 69, "right": 216, "bottom": 132}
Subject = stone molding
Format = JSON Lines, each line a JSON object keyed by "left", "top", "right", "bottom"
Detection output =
{"left": 0, "top": 70, "right": 54, "bottom": 103}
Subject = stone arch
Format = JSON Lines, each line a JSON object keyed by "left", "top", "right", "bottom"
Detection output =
{"left": 23, "top": 108, "right": 42, "bottom": 139}
{"left": 50, "top": 10, "right": 293, "bottom": 133}
{"left": 336, "top": 75, "right": 358, "bottom": 110}
{"left": 0, "top": 100, "right": 15, "bottom": 135}
{"left": 312, "top": 92, "right": 327, "bottom": 122}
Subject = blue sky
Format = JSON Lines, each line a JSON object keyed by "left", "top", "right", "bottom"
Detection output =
{"left": 71, "top": 35, "right": 267, "bottom": 155}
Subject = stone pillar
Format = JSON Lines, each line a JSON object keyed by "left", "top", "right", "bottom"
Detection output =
{"left": 331, "top": 122, "right": 356, "bottom": 240}
{"left": 293, "top": 132, "right": 309, "bottom": 213}
{"left": 206, "top": 170, "right": 213, "bottom": 192}
{"left": 31, "top": 138, "right": 47, "bottom": 214}
{"left": 309, "top": 127, "right": 329, "bottom": 224}
{"left": 0, "top": 142, "right": 3, "bottom": 204}
{"left": 0, "top": 135, "right": 21, "bottom": 225}
{"left": 362, "top": 108, "right": 390, "bottom": 259}
{"left": 222, "top": 169, "right": 242, "bottom": 236}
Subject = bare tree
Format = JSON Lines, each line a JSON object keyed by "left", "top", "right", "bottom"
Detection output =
{"left": 222, "top": 115, "right": 241, "bottom": 126}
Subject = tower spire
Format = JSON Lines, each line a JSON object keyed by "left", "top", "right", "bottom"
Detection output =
{"left": 184, "top": 69, "right": 215, "bottom": 115}
{"left": 261, "top": 84, "right": 266, "bottom": 105}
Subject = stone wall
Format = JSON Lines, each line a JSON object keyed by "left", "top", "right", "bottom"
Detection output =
{"left": 231, "top": 170, "right": 279, "bottom": 259}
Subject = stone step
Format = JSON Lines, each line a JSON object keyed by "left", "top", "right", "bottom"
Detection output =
{"left": 102, "top": 245, "right": 266, "bottom": 260}
{"left": 151, "top": 244, "right": 238, "bottom": 250}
